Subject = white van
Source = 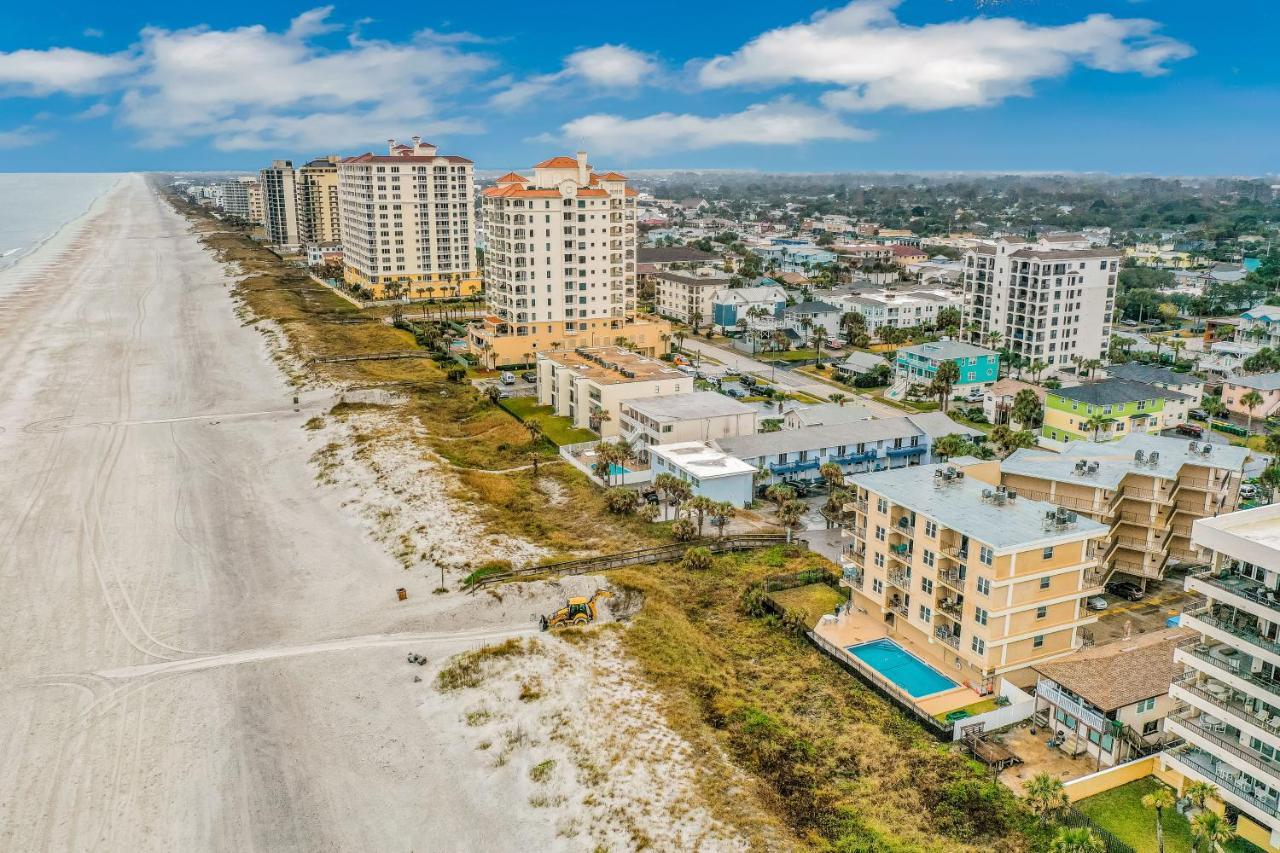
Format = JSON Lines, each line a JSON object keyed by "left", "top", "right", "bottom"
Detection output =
{"left": 500, "top": 371, "right": 516, "bottom": 386}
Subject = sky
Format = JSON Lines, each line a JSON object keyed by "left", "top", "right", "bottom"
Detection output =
{"left": 0, "top": 0, "right": 1275, "bottom": 175}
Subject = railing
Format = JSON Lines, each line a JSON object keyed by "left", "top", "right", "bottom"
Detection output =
{"left": 934, "top": 629, "right": 960, "bottom": 650}
{"left": 941, "top": 546, "right": 969, "bottom": 563}
{"left": 1035, "top": 677, "right": 1108, "bottom": 731}
{"left": 1011, "top": 488, "right": 1104, "bottom": 513}
{"left": 843, "top": 568, "right": 865, "bottom": 589}
{"left": 889, "top": 601, "right": 909, "bottom": 617}
{"left": 1166, "top": 746, "right": 1280, "bottom": 821}
{"left": 938, "top": 599, "right": 963, "bottom": 619}
{"left": 893, "top": 521, "right": 915, "bottom": 539}
{"left": 888, "top": 569, "right": 911, "bottom": 589}
{"left": 1173, "top": 674, "right": 1280, "bottom": 736}
{"left": 1194, "top": 572, "right": 1280, "bottom": 616}
{"left": 1178, "top": 644, "right": 1280, "bottom": 704}
{"left": 1186, "top": 608, "right": 1280, "bottom": 659}
{"left": 1168, "top": 712, "right": 1280, "bottom": 784}
{"left": 938, "top": 567, "right": 966, "bottom": 592}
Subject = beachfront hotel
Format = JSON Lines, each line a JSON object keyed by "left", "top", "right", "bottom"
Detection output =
{"left": 469, "top": 152, "right": 671, "bottom": 368}
{"left": 1160, "top": 505, "right": 1280, "bottom": 853}
{"left": 842, "top": 460, "right": 1108, "bottom": 693}
{"left": 336, "top": 138, "right": 480, "bottom": 301}
{"left": 260, "top": 160, "right": 300, "bottom": 249}
{"left": 1001, "top": 433, "right": 1246, "bottom": 586}
{"left": 296, "top": 156, "right": 341, "bottom": 246}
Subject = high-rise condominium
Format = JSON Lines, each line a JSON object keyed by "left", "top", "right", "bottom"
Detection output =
{"left": 260, "top": 160, "right": 300, "bottom": 248}
{"left": 335, "top": 137, "right": 479, "bottom": 300}
{"left": 297, "top": 156, "right": 341, "bottom": 245}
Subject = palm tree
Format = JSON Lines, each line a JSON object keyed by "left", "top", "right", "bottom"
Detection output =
{"left": 1169, "top": 337, "right": 1187, "bottom": 364}
{"left": 1083, "top": 413, "right": 1112, "bottom": 442}
{"left": 1202, "top": 394, "right": 1227, "bottom": 437}
{"left": 1023, "top": 772, "right": 1069, "bottom": 827}
{"left": 1243, "top": 389, "right": 1265, "bottom": 434}
{"left": 524, "top": 418, "right": 544, "bottom": 448}
{"left": 986, "top": 330, "right": 1003, "bottom": 350}
{"left": 1190, "top": 808, "right": 1234, "bottom": 852}
{"left": 1142, "top": 784, "right": 1176, "bottom": 853}
{"left": 686, "top": 495, "right": 716, "bottom": 537}
{"left": 930, "top": 360, "right": 961, "bottom": 412}
{"left": 778, "top": 499, "right": 806, "bottom": 543}
{"left": 812, "top": 324, "right": 828, "bottom": 368}
{"left": 1028, "top": 359, "right": 1048, "bottom": 383}
{"left": 819, "top": 461, "right": 844, "bottom": 494}
{"left": 1050, "top": 827, "right": 1104, "bottom": 853}
{"left": 1011, "top": 388, "right": 1044, "bottom": 429}
{"left": 828, "top": 393, "right": 848, "bottom": 407}
{"left": 1080, "top": 359, "right": 1103, "bottom": 379}
{"left": 711, "top": 501, "right": 736, "bottom": 538}
{"left": 765, "top": 483, "right": 795, "bottom": 512}
{"left": 1184, "top": 780, "right": 1218, "bottom": 814}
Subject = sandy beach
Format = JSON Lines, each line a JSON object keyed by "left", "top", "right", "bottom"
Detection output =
{"left": 0, "top": 175, "right": 742, "bottom": 852}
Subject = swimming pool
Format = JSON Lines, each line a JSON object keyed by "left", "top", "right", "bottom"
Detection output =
{"left": 608, "top": 463, "right": 632, "bottom": 476}
{"left": 846, "top": 638, "right": 958, "bottom": 698}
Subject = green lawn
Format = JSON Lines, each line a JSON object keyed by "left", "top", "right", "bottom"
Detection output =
{"left": 766, "top": 582, "right": 847, "bottom": 628}
{"left": 498, "top": 397, "right": 598, "bottom": 447}
{"left": 1075, "top": 777, "right": 1194, "bottom": 853}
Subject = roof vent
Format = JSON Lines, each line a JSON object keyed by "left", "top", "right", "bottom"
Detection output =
{"left": 1148, "top": 451, "right": 1159, "bottom": 466}
{"left": 1087, "top": 462, "right": 1099, "bottom": 473}
{"left": 1202, "top": 444, "right": 1213, "bottom": 456}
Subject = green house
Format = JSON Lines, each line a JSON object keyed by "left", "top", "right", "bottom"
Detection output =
{"left": 1042, "top": 379, "right": 1189, "bottom": 443}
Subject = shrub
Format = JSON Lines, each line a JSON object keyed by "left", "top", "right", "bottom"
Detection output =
{"left": 462, "top": 559, "right": 513, "bottom": 586}
{"left": 680, "top": 546, "right": 714, "bottom": 571}
{"left": 604, "top": 488, "right": 640, "bottom": 515}
{"left": 671, "top": 517, "right": 698, "bottom": 541}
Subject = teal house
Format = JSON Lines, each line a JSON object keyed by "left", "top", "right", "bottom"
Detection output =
{"left": 896, "top": 341, "right": 1000, "bottom": 387}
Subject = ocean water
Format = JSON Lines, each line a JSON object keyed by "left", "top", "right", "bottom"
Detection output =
{"left": 0, "top": 174, "right": 121, "bottom": 272}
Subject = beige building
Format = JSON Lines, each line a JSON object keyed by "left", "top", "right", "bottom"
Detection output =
{"left": 221, "top": 177, "right": 264, "bottom": 225}
{"left": 337, "top": 137, "right": 480, "bottom": 300}
{"left": 619, "top": 391, "right": 757, "bottom": 456}
{"left": 536, "top": 346, "right": 692, "bottom": 438}
{"left": 471, "top": 152, "right": 670, "bottom": 368}
{"left": 260, "top": 160, "right": 300, "bottom": 248}
{"left": 844, "top": 461, "right": 1108, "bottom": 692}
{"left": 297, "top": 156, "right": 341, "bottom": 245}
{"left": 1002, "top": 433, "right": 1246, "bottom": 585}
{"left": 653, "top": 271, "right": 729, "bottom": 326}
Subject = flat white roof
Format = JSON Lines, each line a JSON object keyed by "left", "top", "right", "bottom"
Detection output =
{"left": 650, "top": 441, "right": 758, "bottom": 479}
{"left": 1194, "top": 505, "right": 1280, "bottom": 572}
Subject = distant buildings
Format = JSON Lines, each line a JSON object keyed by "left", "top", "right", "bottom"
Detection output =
{"left": 834, "top": 288, "right": 963, "bottom": 336}
{"left": 1237, "top": 305, "right": 1280, "bottom": 349}
{"left": 221, "top": 177, "right": 263, "bottom": 225}
{"left": 963, "top": 236, "right": 1121, "bottom": 373}
{"left": 337, "top": 138, "right": 480, "bottom": 301}
{"left": 260, "top": 160, "right": 300, "bottom": 248}
{"left": 1041, "top": 380, "right": 1189, "bottom": 442}
{"left": 471, "top": 152, "right": 670, "bottom": 368}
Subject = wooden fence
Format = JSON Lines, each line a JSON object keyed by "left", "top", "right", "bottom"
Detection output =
{"left": 464, "top": 533, "right": 795, "bottom": 590}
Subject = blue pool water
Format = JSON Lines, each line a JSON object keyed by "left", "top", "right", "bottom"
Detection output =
{"left": 609, "top": 463, "right": 631, "bottom": 476}
{"left": 847, "top": 638, "right": 959, "bottom": 698}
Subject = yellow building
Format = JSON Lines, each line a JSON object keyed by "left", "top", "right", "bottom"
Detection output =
{"left": 336, "top": 137, "right": 481, "bottom": 301}
{"left": 844, "top": 460, "right": 1107, "bottom": 692}
{"left": 1002, "top": 433, "right": 1246, "bottom": 585}
{"left": 297, "top": 156, "right": 341, "bottom": 246}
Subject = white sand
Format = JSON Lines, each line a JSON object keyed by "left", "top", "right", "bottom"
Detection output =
{"left": 0, "top": 176, "right": 752, "bottom": 851}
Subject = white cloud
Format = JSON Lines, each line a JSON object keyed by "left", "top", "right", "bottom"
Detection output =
{"left": 0, "top": 47, "right": 133, "bottom": 95}
{"left": 553, "top": 100, "right": 871, "bottom": 158}
{"left": 118, "top": 7, "right": 493, "bottom": 150}
{"left": 0, "top": 125, "right": 53, "bottom": 149}
{"left": 74, "top": 102, "right": 111, "bottom": 120}
{"left": 698, "top": 0, "right": 1192, "bottom": 112}
{"left": 490, "top": 44, "right": 658, "bottom": 110}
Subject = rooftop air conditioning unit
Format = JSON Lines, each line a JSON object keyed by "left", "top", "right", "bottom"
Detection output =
{"left": 1135, "top": 450, "right": 1145, "bottom": 463}
{"left": 1203, "top": 445, "right": 1213, "bottom": 456}
{"left": 1088, "top": 462, "right": 1100, "bottom": 473}
{"left": 1188, "top": 441, "right": 1199, "bottom": 453}
{"left": 982, "top": 489, "right": 994, "bottom": 501}
{"left": 1148, "top": 451, "right": 1159, "bottom": 465}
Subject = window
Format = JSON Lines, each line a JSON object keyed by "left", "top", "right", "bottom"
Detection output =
{"left": 1136, "top": 697, "right": 1156, "bottom": 714}
{"left": 875, "top": 525, "right": 886, "bottom": 542}
{"left": 1039, "top": 576, "right": 1051, "bottom": 590}
{"left": 971, "top": 636, "right": 985, "bottom": 655}
{"left": 874, "top": 553, "right": 885, "bottom": 568}
{"left": 925, "top": 520, "right": 938, "bottom": 538}
{"left": 1033, "top": 635, "right": 1045, "bottom": 649}
{"left": 974, "top": 607, "right": 988, "bottom": 626}
{"left": 921, "top": 578, "right": 934, "bottom": 595}
{"left": 977, "top": 577, "right": 991, "bottom": 596}
{"left": 1042, "top": 546, "right": 1054, "bottom": 559}
{"left": 1142, "top": 720, "right": 1159, "bottom": 736}
{"left": 979, "top": 546, "right": 993, "bottom": 566}
{"left": 1036, "top": 606, "right": 1048, "bottom": 620}
{"left": 919, "top": 605, "right": 932, "bottom": 622}
{"left": 923, "top": 550, "right": 936, "bottom": 568}
{"left": 872, "top": 578, "right": 883, "bottom": 594}
{"left": 877, "top": 497, "right": 888, "bottom": 513}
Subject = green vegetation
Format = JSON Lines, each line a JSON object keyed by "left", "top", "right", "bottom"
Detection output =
{"left": 611, "top": 546, "right": 1045, "bottom": 851}
{"left": 1075, "top": 778, "right": 1193, "bottom": 853}
{"left": 766, "top": 582, "right": 846, "bottom": 629}
{"left": 758, "top": 348, "right": 819, "bottom": 362}
{"left": 933, "top": 697, "right": 1000, "bottom": 724}
{"left": 436, "top": 638, "right": 537, "bottom": 691}
{"left": 497, "top": 396, "right": 598, "bottom": 447}
{"left": 462, "top": 559, "right": 513, "bottom": 586}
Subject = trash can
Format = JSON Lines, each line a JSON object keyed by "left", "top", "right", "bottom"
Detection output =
{"left": 396, "top": 587, "right": 408, "bottom": 602}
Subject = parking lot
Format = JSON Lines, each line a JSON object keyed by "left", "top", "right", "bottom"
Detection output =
{"left": 1090, "top": 567, "right": 1204, "bottom": 644}
{"left": 472, "top": 370, "right": 537, "bottom": 397}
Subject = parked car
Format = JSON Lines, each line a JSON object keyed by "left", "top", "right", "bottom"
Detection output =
{"left": 1121, "top": 319, "right": 1139, "bottom": 327}
{"left": 1189, "top": 409, "right": 1208, "bottom": 421}
{"left": 520, "top": 371, "right": 536, "bottom": 384}
{"left": 1175, "top": 423, "right": 1204, "bottom": 438}
{"left": 1239, "top": 483, "right": 1260, "bottom": 500}
{"left": 499, "top": 371, "right": 516, "bottom": 386}
{"left": 724, "top": 388, "right": 744, "bottom": 399}
{"left": 1086, "top": 596, "right": 1110, "bottom": 611}
{"left": 1105, "top": 581, "right": 1145, "bottom": 601}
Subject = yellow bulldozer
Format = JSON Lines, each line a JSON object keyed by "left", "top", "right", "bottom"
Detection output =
{"left": 540, "top": 590, "right": 613, "bottom": 630}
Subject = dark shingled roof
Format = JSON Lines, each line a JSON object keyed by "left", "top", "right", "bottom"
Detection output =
{"left": 637, "top": 246, "right": 720, "bottom": 264}
{"left": 1051, "top": 379, "right": 1189, "bottom": 406}
{"left": 1034, "top": 628, "right": 1194, "bottom": 712}
{"left": 1105, "top": 363, "right": 1200, "bottom": 387}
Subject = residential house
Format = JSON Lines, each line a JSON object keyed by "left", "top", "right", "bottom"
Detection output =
{"left": 1223, "top": 374, "right": 1280, "bottom": 420}
{"left": 1042, "top": 380, "right": 1189, "bottom": 443}
{"left": 983, "top": 378, "right": 1045, "bottom": 427}
{"left": 844, "top": 461, "right": 1108, "bottom": 691}
{"left": 1032, "top": 628, "right": 1191, "bottom": 768}
{"left": 834, "top": 350, "right": 889, "bottom": 378}
{"left": 834, "top": 288, "right": 963, "bottom": 335}
{"left": 1237, "top": 305, "right": 1280, "bottom": 349}
{"left": 1001, "top": 433, "right": 1246, "bottom": 583}
{"left": 889, "top": 244, "right": 927, "bottom": 266}
{"left": 711, "top": 286, "right": 787, "bottom": 332}
{"left": 757, "top": 244, "right": 837, "bottom": 274}
{"left": 648, "top": 442, "right": 756, "bottom": 507}
{"left": 1102, "top": 363, "right": 1204, "bottom": 428}
{"left": 619, "top": 391, "right": 757, "bottom": 457}
{"left": 783, "top": 301, "right": 842, "bottom": 341}
{"left": 536, "top": 346, "right": 692, "bottom": 438}
{"left": 896, "top": 341, "right": 1000, "bottom": 391}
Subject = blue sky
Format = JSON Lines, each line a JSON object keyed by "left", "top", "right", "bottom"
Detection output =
{"left": 0, "top": 0, "right": 1274, "bottom": 174}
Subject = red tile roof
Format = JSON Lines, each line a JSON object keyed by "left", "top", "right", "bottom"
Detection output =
{"left": 482, "top": 184, "right": 562, "bottom": 199}
{"left": 576, "top": 188, "right": 609, "bottom": 198}
{"left": 534, "top": 156, "right": 582, "bottom": 169}
{"left": 339, "top": 153, "right": 473, "bottom": 164}
{"left": 597, "top": 171, "right": 627, "bottom": 181}
{"left": 494, "top": 172, "right": 529, "bottom": 184}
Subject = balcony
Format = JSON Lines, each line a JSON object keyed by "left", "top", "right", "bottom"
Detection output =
{"left": 938, "top": 597, "right": 963, "bottom": 620}
{"left": 888, "top": 569, "right": 911, "bottom": 589}
{"left": 1178, "top": 643, "right": 1280, "bottom": 706}
{"left": 1164, "top": 746, "right": 1280, "bottom": 822}
{"left": 1167, "top": 711, "right": 1280, "bottom": 787}
{"left": 941, "top": 546, "right": 969, "bottom": 563}
{"left": 892, "top": 519, "right": 915, "bottom": 539}
{"left": 1172, "top": 674, "right": 1280, "bottom": 738}
{"left": 843, "top": 568, "right": 865, "bottom": 589}
{"left": 938, "top": 567, "right": 966, "bottom": 592}
{"left": 1035, "top": 677, "right": 1108, "bottom": 731}
{"left": 1189, "top": 569, "right": 1280, "bottom": 619}
{"left": 933, "top": 628, "right": 960, "bottom": 650}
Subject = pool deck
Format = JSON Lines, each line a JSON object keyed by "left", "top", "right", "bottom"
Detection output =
{"left": 815, "top": 610, "right": 982, "bottom": 717}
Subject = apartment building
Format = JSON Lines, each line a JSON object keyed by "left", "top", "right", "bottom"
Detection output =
{"left": 296, "top": 156, "right": 341, "bottom": 245}
{"left": 1237, "top": 305, "right": 1280, "bottom": 349}
{"left": 962, "top": 237, "right": 1121, "bottom": 372}
{"left": 835, "top": 288, "right": 962, "bottom": 335}
{"left": 619, "top": 391, "right": 756, "bottom": 455}
{"left": 1001, "top": 433, "right": 1246, "bottom": 584}
{"left": 536, "top": 346, "right": 692, "bottom": 438}
{"left": 1042, "top": 379, "right": 1189, "bottom": 443}
{"left": 653, "top": 271, "right": 729, "bottom": 325}
{"left": 471, "top": 153, "right": 670, "bottom": 367}
{"left": 246, "top": 180, "right": 264, "bottom": 225}
{"left": 260, "top": 160, "right": 300, "bottom": 248}
{"left": 220, "top": 177, "right": 263, "bottom": 224}
{"left": 337, "top": 137, "right": 479, "bottom": 301}
{"left": 844, "top": 462, "right": 1108, "bottom": 691}
{"left": 1162, "top": 506, "right": 1280, "bottom": 853}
